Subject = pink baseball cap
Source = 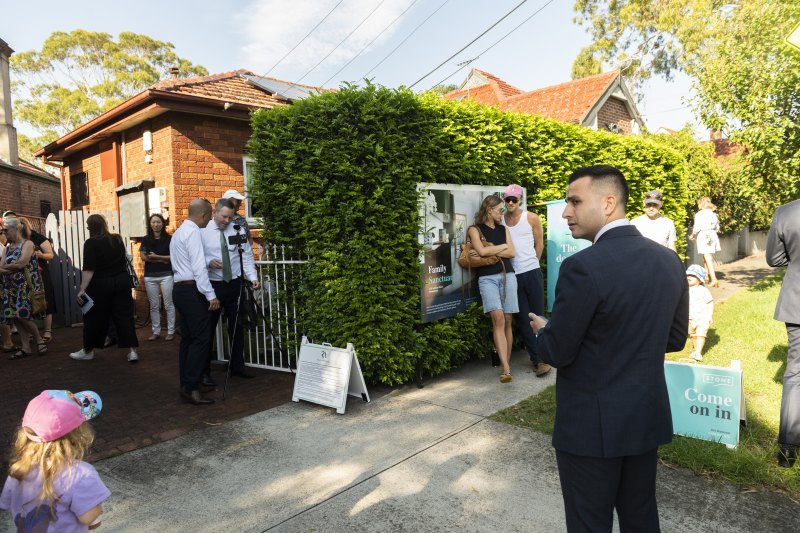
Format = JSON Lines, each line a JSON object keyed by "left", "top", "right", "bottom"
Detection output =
{"left": 504, "top": 184, "right": 523, "bottom": 200}
{"left": 22, "top": 390, "right": 102, "bottom": 442}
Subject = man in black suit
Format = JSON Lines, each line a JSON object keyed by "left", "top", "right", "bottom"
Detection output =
{"left": 530, "top": 165, "right": 688, "bottom": 532}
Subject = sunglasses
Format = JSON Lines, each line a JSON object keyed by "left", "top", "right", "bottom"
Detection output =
{"left": 645, "top": 203, "right": 660, "bottom": 208}
{"left": 504, "top": 197, "right": 519, "bottom": 204}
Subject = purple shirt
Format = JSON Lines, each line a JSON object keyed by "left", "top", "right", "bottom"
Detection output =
{"left": 1, "top": 461, "right": 111, "bottom": 532}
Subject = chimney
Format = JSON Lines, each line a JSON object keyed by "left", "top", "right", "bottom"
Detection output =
{"left": 0, "top": 38, "right": 19, "bottom": 166}
{"left": 169, "top": 66, "right": 180, "bottom": 80}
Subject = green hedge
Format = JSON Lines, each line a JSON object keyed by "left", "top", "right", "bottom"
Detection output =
{"left": 248, "top": 83, "right": 690, "bottom": 385}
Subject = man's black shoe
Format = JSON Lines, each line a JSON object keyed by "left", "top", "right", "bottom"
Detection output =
{"left": 778, "top": 444, "right": 797, "bottom": 468}
{"left": 180, "top": 387, "right": 214, "bottom": 405}
{"left": 202, "top": 374, "right": 217, "bottom": 387}
{"left": 231, "top": 368, "right": 255, "bottom": 379}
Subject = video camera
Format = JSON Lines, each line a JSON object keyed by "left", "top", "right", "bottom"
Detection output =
{"left": 227, "top": 224, "right": 247, "bottom": 245}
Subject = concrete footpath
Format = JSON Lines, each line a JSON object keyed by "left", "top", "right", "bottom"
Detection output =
{"left": 6, "top": 353, "right": 796, "bottom": 532}
{"left": 2, "top": 254, "right": 797, "bottom": 532}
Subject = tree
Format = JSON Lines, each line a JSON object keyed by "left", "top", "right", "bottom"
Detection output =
{"left": 574, "top": 0, "right": 800, "bottom": 228}
{"left": 571, "top": 46, "right": 602, "bottom": 80}
{"left": 12, "top": 30, "right": 208, "bottom": 156}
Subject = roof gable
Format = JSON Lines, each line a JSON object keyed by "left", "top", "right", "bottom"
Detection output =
{"left": 498, "top": 71, "right": 620, "bottom": 123}
{"left": 445, "top": 68, "right": 523, "bottom": 105}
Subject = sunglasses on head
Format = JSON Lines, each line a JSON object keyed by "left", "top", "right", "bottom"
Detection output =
{"left": 504, "top": 197, "right": 519, "bottom": 204}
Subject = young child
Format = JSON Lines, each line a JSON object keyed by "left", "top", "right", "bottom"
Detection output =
{"left": 0, "top": 390, "right": 110, "bottom": 531}
{"left": 686, "top": 264, "right": 715, "bottom": 361}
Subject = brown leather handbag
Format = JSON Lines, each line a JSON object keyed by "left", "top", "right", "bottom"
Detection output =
{"left": 458, "top": 225, "right": 500, "bottom": 268}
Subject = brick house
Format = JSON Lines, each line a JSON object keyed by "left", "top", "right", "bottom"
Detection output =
{"left": 445, "top": 69, "right": 645, "bottom": 134}
{"left": 0, "top": 37, "right": 61, "bottom": 222}
{"left": 36, "top": 69, "right": 324, "bottom": 227}
{"left": 35, "top": 69, "right": 324, "bottom": 315}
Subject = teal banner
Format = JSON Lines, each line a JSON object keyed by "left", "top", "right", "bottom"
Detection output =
{"left": 545, "top": 200, "right": 591, "bottom": 311}
{"left": 664, "top": 361, "right": 745, "bottom": 447}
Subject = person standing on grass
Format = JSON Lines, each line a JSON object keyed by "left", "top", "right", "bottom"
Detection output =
{"left": 529, "top": 165, "right": 688, "bottom": 533}
{"left": 766, "top": 198, "right": 800, "bottom": 468}
{"left": 501, "top": 183, "right": 550, "bottom": 377}
{"left": 685, "top": 264, "right": 714, "bottom": 362}
{"left": 631, "top": 190, "right": 677, "bottom": 252}
{"left": 691, "top": 197, "right": 721, "bottom": 287}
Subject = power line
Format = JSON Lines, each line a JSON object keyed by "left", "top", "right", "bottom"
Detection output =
{"left": 321, "top": 0, "right": 419, "bottom": 87}
{"left": 407, "top": 0, "right": 529, "bottom": 90}
{"left": 427, "top": 0, "right": 556, "bottom": 89}
{"left": 360, "top": 0, "right": 453, "bottom": 80}
{"left": 289, "top": 0, "right": 389, "bottom": 88}
{"left": 260, "top": 0, "right": 346, "bottom": 79}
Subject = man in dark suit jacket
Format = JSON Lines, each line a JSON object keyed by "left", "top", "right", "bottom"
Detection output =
{"left": 530, "top": 165, "right": 689, "bottom": 532}
{"left": 766, "top": 199, "right": 800, "bottom": 467}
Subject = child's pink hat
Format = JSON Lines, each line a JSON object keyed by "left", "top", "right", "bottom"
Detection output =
{"left": 22, "top": 390, "right": 102, "bottom": 442}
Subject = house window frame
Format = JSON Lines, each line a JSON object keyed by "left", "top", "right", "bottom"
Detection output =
{"left": 70, "top": 171, "right": 89, "bottom": 208}
{"left": 242, "top": 156, "right": 262, "bottom": 225}
{"left": 39, "top": 200, "right": 52, "bottom": 218}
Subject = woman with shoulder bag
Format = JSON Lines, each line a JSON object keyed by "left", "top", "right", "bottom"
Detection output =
{"left": 69, "top": 214, "right": 139, "bottom": 363}
{"left": 0, "top": 217, "right": 46, "bottom": 359}
{"left": 469, "top": 195, "right": 517, "bottom": 383}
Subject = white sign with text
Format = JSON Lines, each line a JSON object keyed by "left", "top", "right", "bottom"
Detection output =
{"left": 292, "top": 336, "right": 370, "bottom": 414}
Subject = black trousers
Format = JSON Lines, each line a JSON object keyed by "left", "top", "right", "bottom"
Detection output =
{"left": 515, "top": 268, "right": 545, "bottom": 364}
{"left": 83, "top": 272, "right": 138, "bottom": 351}
{"left": 555, "top": 448, "right": 661, "bottom": 533}
{"left": 173, "top": 284, "right": 212, "bottom": 391}
{"left": 208, "top": 278, "right": 246, "bottom": 371}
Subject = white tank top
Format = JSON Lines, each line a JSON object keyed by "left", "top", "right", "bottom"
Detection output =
{"left": 503, "top": 211, "right": 540, "bottom": 274}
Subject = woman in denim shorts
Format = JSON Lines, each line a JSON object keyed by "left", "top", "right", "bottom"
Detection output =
{"left": 468, "top": 195, "right": 518, "bottom": 383}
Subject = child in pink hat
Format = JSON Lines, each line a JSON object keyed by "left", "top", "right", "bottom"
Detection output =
{"left": 1, "top": 390, "right": 111, "bottom": 531}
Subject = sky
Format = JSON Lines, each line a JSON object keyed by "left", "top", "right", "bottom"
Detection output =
{"left": 1, "top": 0, "right": 701, "bottom": 137}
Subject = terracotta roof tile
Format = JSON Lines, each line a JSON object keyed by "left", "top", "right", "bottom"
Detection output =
{"left": 498, "top": 71, "right": 620, "bottom": 123}
{"left": 446, "top": 84, "right": 505, "bottom": 105}
{"left": 471, "top": 69, "right": 524, "bottom": 98}
{"left": 150, "top": 69, "right": 287, "bottom": 109}
{"left": 18, "top": 158, "right": 56, "bottom": 179}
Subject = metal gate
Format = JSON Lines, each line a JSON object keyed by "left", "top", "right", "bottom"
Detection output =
{"left": 214, "top": 244, "right": 306, "bottom": 372}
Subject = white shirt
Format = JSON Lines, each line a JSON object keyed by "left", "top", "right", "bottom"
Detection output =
{"left": 594, "top": 218, "right": 631, "bottom": 243}
{"left": 631, "top": 214, "right": 676, "bottom": 248}
{"left": 201, "top": 219, "right": 257, "bottom": 283}
{"left": 502, "top": 211, "right": 540, "bottom": 274}
{"left": 169, "top": 219, "right": 217, "bottom": 301}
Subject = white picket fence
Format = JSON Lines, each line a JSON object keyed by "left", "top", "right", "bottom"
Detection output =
{"left": 44, "top": 210, "right": 128, "bottom": 326}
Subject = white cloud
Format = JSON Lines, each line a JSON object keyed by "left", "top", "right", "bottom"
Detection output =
{"left": 236, "top": 0, "right": 417, "bottom": 81}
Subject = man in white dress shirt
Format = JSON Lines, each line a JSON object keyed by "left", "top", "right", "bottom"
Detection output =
{"left": 630, "top": 190, "right": 677, "bottom": 251}
{"left": 202, "top": 198, "right": 260, "bottom": 379}
{"left": 170, "top": 199, "right": 220, "bottom": 405}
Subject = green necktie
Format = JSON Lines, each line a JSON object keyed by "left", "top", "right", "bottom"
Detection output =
{"left": 220, "top": 228, "right": 233, "bottom": 282}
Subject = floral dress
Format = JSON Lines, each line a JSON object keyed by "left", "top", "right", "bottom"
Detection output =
{"left": 1, "top": 241, "right": 43, "bottom": 322}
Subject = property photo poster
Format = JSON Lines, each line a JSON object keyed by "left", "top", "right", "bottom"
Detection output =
{"left": 418, "top": 183, "right": 512, "bottom": 323}
{"left": 545, "top": 200, "right": 591, "bottom": 311}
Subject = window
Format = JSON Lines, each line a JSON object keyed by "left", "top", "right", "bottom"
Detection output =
{"left": 70, "top": 172, "right": 89, "bottom": 207}
{"left": 39, "top": 200, "right": 52, "bottom": 218}
{"left": 243, "top": 156, "right": 262, "bottom": 222}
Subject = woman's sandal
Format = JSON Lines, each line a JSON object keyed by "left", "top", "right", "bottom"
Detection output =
{"left": 9, "top": 350, "right": 30, "bottom": 360}
{"left": 499, "top": 373, "right": 513, "bottom": 383}
{"left": 37, "top": 341, "right": 48, "bottom": 355}
{"left": 42, "top": 330, "right": 53, "bottom": 343}
{"left": 2, "top": 344, "right": 20, "bottom": 353}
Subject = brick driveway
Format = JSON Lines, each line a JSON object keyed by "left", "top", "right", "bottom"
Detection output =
{"left": 1, "top": 324, "right": 295, "bottom": 471}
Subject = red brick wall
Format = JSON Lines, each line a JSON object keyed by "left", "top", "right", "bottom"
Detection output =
{"left": 169, "top": 113, "right": 251, "bottom": 228}
{"left": 597, "top": 97, "right": 633, "bottom": 134}
{"left": 0, "top": 166, "right": 62, "bottom": 217}
{"left": 66, "top": 143, "right": 109, "bottom": 211}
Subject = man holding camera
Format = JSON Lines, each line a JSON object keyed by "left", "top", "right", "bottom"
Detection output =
{"left": 202, "top": 198, "right": 260, "bottom": 379}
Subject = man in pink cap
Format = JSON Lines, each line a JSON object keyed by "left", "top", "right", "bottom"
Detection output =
{"left": 501, "top": 183, "right": 550, "bottom": 377}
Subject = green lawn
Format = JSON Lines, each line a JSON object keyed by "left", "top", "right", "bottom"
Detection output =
{"left": 491, "top": 272, "right": 800, "bottom": 498}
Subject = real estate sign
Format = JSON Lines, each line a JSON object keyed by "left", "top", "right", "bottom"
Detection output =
{"left": 417, "top": 183, "right": 510, "bottom": 323}
{"left": 664, "top": 361, "right": 745, "bottom": 447}
{"left": 545, "top": 200, "right": 591, "bottom": 311}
